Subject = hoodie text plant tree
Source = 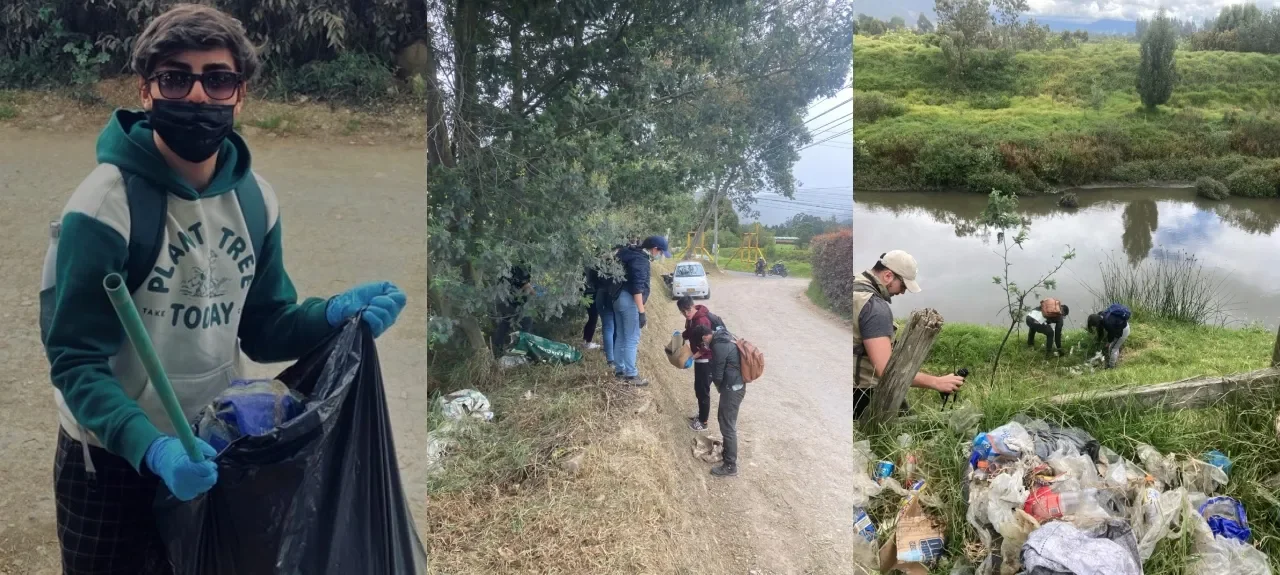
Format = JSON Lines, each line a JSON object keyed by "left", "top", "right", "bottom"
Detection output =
{"left": 41, "top": 110, "right": 336, "bottom": 471}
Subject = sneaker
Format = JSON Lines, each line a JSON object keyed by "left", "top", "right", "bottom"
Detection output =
{"left": 688, "top": 418, "right": 708, "bottom": 432}
{"left": 711, "top": 463, "right": 737, "bottom": 477}
{"left": 618, "top": 376, "right": 649, "bottom": 387}
{"left": 583, "top": 342, "right": 601, "bottom": 350}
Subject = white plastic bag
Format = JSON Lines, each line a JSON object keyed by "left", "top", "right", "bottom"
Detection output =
{"left": 1181, "top": 457, "right": 1230, "bottom": 494}
{"left": 1046, "top": 447, "right": 1102, "bottom": 488}
{"left": 1136, "top": 444, "right": 1179, "bottom": 489}
{"left": 1130, "top": 486, "right": 1188, "bottom": 562}
{"left": 988, "top": 422, "right": 1035, "bottom": 459}
{"left": 852, "top": 440, "right": 884, "bottom": 508}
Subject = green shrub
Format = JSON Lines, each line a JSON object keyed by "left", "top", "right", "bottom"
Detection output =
{"left": 1229, "top": 113, "right": 1280, "bottom": 157}
{"left": 854, "top": 91, "right": 907, "bottom": 124}
{"left": 1224, "top": 161, "right": 1280, "bottom": 197}
{"left": 1195, "top": 176, "right": 1230, "bottom": 200}
{"left": 1058, "top": 192, "right": 1080, "bottom": 208}
{"left": 966, "top": 170, "right": 1024, "bottom": 194}
{"left": 809, "top": 230, "right": 852, "bottom": 317}
{"left": 915, "top": 137, "right": 999, "bottom": 188}
{"left": 280, "top": 53, "right": 397, "bottom": 105}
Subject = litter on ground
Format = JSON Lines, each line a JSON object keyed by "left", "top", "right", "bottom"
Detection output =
{"left": 855, "top": 414, "right": 1272, "bottom": 575}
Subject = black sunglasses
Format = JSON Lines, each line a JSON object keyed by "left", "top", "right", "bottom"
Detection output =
{"left": 148, "top": 70, "right": 243, "bottom": 101}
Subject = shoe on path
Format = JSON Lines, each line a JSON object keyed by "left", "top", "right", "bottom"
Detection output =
{"left": 711, "top": 464, "right": 737, "bottom": 477}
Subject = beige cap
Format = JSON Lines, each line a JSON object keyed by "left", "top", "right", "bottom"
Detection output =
{"left": 879, "top": 250, "right": 921, "bottom": 293}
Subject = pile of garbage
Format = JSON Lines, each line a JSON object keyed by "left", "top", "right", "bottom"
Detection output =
{"left": 427, "top": 389, "right": 495, "bottom": 475}
{"left": 855, "top": 415, "right": 1272, "bottom": 575}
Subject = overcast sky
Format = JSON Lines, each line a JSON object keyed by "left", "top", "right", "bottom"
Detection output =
{"left": 863, "top": 0, "right": 1275, "bottom": 24}
{"left": 744, "top": 75, "right": 853, "bottom": 227}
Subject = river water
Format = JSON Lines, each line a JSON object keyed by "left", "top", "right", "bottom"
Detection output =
{"left": 853, "top": 188, "right": 1280, "bottom": 329}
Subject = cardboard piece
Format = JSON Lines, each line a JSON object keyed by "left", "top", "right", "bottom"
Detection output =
{"left": 878, "top": 496, "right": 945, "bottom": 574}
{"left": 665, "top": 332, "right": 694, "bottom": 368}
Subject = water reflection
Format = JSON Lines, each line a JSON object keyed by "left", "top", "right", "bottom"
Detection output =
{"left": 1121, "top": 200, "right": 1158, "bottom": 266}
{"left": 854, "top": 188, "right": 1280, "bottom": 328}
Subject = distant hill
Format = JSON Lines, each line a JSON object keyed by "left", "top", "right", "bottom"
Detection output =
{"left": 1031, "top": 17, "right": 1136, "bottom": 36}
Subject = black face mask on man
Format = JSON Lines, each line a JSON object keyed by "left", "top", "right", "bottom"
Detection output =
{"left": 148, "top": 99, "right": 235, "bottom": 163}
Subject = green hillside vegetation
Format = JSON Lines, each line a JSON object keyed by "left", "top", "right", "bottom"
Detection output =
{"left": 855, "top": 31, "right": 1280, "bottom": 196}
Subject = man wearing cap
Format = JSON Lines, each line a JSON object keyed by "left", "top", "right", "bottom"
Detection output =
{"left": 611, "top": 235, "right": 670, "bottom": 386}
{"left": 852, "top": 250, "right": 965, "bottom": 418}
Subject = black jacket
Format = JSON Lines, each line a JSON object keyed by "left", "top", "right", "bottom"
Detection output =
{"left": 615, "top": 245, "right": 651, "bottom": 299}
{"left": 710, "top": 330, "right": 743, "bottom": 391}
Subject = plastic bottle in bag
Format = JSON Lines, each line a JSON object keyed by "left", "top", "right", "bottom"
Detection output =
{"left": 899, "top": 434, "right": 919, "bottom": 483}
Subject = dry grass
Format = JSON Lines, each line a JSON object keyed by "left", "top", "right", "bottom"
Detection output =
{"left": 0, "top": 78, "right": 424, "bottom": 146}
{"left": 426, "top": 266, "right": 724, "bottom": 574}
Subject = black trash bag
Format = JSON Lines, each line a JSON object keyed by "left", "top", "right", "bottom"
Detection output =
{"left": 154, "top": 318, "right": 427, "bottom": 575}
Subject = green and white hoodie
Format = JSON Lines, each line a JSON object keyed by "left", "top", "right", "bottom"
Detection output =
{"left": 41, "top": 110, "right": 335, "bottom": 471}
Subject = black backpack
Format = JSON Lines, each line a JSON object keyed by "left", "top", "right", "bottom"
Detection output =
{"left": 706, "top": 311, "right": 727, "bottom": 333}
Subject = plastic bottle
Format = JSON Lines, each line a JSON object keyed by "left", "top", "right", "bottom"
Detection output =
{"left": 971, "top": 433, "right": 993, "bottom": 469}
{"left": 898, "top": 434, "right": 919, "bottom": 483}
{"left": 1056, "top": 488, "right": 1100, "bottom": 517}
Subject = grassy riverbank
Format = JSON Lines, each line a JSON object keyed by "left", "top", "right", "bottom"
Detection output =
{"left": 858, "top": 317, "right": 1280, "bottom": 572}
{"left": 855, "top": 32, "right": 1280, "bottom": 197}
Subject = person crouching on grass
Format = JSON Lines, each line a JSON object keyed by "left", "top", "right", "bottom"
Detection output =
{"left": 686, "top": 324, "right": 744, "bottom": 477}
{"left": 40, "top": 5, "right": 405, "bottom": 574}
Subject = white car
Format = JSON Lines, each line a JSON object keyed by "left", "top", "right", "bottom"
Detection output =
{"left": 667, "top": 261, "right": 711, "bottom": 299}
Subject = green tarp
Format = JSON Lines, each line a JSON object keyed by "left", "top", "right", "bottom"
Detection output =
{"left": 508, "top": 331, "right": 583, "bottom": 365}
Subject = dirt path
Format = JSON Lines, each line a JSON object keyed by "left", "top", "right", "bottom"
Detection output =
{"left": 0, "top": 126, "right": 426, "bottom": 573}
{"left": 648, "top": 270, "right": 854, "bottom": 574}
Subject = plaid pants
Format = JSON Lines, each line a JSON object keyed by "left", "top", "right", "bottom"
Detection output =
{"left": 54, "top": 428, "right": 173, "bottom": 575}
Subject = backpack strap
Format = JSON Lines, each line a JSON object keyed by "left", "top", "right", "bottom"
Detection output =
{"left": 123, "top": 173, "right": 169, "bottom": 295}
{"left": 234, "top": 173, "right": 267, "bottom": 263}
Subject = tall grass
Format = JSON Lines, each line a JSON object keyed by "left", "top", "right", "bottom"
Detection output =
{"left": 1086, "top": 251, "right": 1232, "bottom": 325}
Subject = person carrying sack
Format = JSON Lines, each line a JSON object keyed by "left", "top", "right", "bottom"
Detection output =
{"left": 38, "top": 6, "right": 406, "bottom": 573}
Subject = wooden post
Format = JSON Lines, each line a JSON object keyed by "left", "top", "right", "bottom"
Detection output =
{"left": 1048, "top": 367, "right": 1280, "bottom": 411}
{"left": 858, "top": 308, "right": 945, "bottom": 428}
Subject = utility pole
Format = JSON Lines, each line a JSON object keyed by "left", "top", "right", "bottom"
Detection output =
{"left": 713, "top": 195, "right": 719, "bottom": 263}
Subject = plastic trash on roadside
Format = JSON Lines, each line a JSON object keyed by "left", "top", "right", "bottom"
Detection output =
{"left": 1136, "top": 444, "right": 1179, "bottom": 488}
{"left": 1131, "top": 486, "right": 1188, "bottom": 562}
{"left": 1021, "top": 518, "right": 1142, "bottom": 575}
{"left": 1181, "top": 456, "right": 1230, "bottom": 494}
{"left": 1203, "top": 450, "right": 1233, "bottom": 475}
{"left": 508, "top": 331, "right": 583, "bottom": 364}
{"left": 986, "top": 422, "right": 1035, "bottom": 459}
{"left": 853, "top": 440, "right": 885, "bottom": 508}
{"left": 1186, "top": 494, "right": 1273, "bottom": 575}
{"left": 155, "top": 319, "right": 427, "bottom": 575}
{"left": 498, "top": 354, "right": 529, "bottom": 370}
{"left": 437, "top": 388, "right": 495, "bottom": 421}
{"left": 194, "top": 378, "right": 307, "bottom": 453}
{"left": 1200, "top": 496, "right": 1252, "bottom": 542}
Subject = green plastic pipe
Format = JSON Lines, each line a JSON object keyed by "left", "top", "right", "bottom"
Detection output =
{"left": 103, "top": 273, "right": 205, "bottom": 462}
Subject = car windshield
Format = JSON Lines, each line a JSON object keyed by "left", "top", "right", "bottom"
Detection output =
{"left": 675, "top": 264, "right": 705, "bottom": 278}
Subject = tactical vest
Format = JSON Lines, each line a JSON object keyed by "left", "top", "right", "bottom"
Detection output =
{"left": 852, "top": 271, "right": 895, "bottom": 389}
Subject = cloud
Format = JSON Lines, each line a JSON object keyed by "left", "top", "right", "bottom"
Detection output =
{"left": 1024, "top": 0, "right": 1274, "bottom": 22}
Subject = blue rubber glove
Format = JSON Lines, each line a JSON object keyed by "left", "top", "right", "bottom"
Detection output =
{"left": 326, "top": 281, "right": 407, "bottom": 338}
{"left": 144, "top": 436, "right": 218, "bottom": 501}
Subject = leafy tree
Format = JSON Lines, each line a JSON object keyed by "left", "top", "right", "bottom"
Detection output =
{"left": 856, "top": 14, "right": 888, "bottom": 36}
{"left": 1137, "top": 9, "right": 1177, "bottom": 110}
{"left": 889, "top": 16, "right": 907, "bottom": 31}
{"left": 917, "top": 14, "right": 935, "bottom": 33}
{"left": 426, "top": 0, "right": 852, "bottom": 357}
{"left": 979, "top": 190, "right": 1075, "bottom": 382}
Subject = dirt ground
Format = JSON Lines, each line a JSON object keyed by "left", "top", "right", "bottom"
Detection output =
{"left": 0, "top": 124, "right": 427, "bottom": 573}
{"left": 646, "top": 270, "right": 855, "bottom": 573}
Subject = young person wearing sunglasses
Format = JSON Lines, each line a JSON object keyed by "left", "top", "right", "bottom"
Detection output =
{"left": 38, "top": 5, "right": 407, "bottom": 573}
{"left": 852, "top": 250, "right": 965, "bottom": 419}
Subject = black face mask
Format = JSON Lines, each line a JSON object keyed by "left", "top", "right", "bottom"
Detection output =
{"left": 148, "top": 99, "right": 235, "bottom": 163}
